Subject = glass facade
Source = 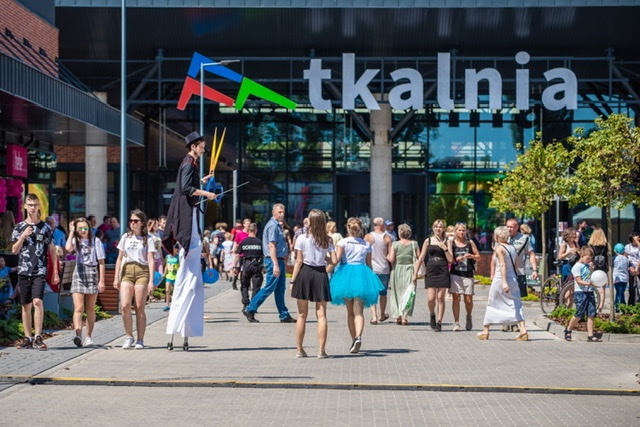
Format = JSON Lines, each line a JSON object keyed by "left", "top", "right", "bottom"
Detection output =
{"left": 225, "top": 102, "right": 636, "bottom": 242}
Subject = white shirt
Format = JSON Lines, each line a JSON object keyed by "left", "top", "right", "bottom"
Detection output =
{"left": 70, "top": 237, "right": 105, "bottom": 265}
{"left": 117, "top": 233, "right": 156, "bottom": 265}
{"left": 337, "top": 236, "right": 370, "bottom": 265}
{"left": 294, "top": 233, "right": 335, "bottom": 267}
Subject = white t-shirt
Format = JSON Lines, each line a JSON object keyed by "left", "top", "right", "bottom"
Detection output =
{"left": 294, "top": 233, "right": 335, "bottom": 267}
{"left": 337, "top": 236, "right": 370, "bottom": 265}
{"left": 70, "top": 237, "right": 105, "bottom": 265}
{"left": 117, "top": 233, "right": 156, "bottom": 265}
{"left": 624, "top": 243, "right": 640, "bottom": 267}
{"left": 571, "top": 261, "right": 595, "bottom": 292}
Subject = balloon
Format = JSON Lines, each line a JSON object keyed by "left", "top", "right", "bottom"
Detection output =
{"left": 203, "top": 268, "right": 219, "bottom": 284}
{"left": 153, "top": 271, "right": 163, "bottom": 287}
{"left": 590, "top": 270, "right": 608, "bottom": 287}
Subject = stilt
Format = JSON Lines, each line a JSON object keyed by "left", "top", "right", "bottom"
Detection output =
{"left": 167, "top": 334, "right": 174, "bottom": 350}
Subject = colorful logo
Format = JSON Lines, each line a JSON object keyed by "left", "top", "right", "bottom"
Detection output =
{"left": 177, "top": 52, "right": 297, "bottom": 111}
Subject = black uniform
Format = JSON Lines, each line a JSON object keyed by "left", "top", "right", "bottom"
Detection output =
{"left": 236, "top": 236, "right": 264, "bottom": 307}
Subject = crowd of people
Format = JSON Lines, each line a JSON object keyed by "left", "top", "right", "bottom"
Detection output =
{"left": 2, "top": 132, "right": 638, "bottom": 353}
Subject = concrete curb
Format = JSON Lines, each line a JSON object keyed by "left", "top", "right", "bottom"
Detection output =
{"left": 534, "top": 314, "right": 640, "bottom": 343}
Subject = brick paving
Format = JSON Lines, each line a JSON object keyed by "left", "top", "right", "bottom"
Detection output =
{"left": 0, "top": 280, "right": 639, "bottom": 425}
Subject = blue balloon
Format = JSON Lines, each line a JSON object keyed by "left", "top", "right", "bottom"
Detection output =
{"left": 203, "top": 268, "right": 219, "bottom": 284}
{"left": 153, "top": 271, "right": 163, "bottom": 287}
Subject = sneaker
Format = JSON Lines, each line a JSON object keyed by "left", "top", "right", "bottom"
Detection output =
{"left": 453, "top": 323, "right": 461, "bottom": 332}
{"left": 18, "top": 337, "right": 32, "bottom": 349}
{"left": 349, "top": 336, "right": 362, "bottom": 354}
{"left": 73, "top": 335, "right": 83, "bottom": 348}
{"left": 83, "top": 337, "right": 94, "bottom": 347}
{"left": 122, "top": 336, "right": 135, "bottom": 349}
{"left": 430, "top": 314, "right": 436, "bottom": 330}
{"left": 280, "top": 315, "right": 296, "bottom": 323}
{"left": 501, "top": 325, "right": 510, "bottom": 332}
{"left": 317, "top": 351, "right": 329, "bottom": 359}
{"left": 435, "top": 321, "right": 442, "bottom": 332}
{"left": 134, "top": 341, "right": 144, "bottom": 349}
{"left": 33, "top": 335, "right": 47, "bottom": 350}
{"left": 465, "top": 315, "right": 473, "bottom": 331}
{"left": 163, "top": 306, "right": 170, "bottom": 312}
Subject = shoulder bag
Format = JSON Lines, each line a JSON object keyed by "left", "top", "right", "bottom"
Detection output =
{"left": 502, "top": 244, "right": 528, "bottom": 297}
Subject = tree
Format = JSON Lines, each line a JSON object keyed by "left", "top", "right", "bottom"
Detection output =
{"left": 490, "top": 135, "right": 574, "bottom": 281}
{"left": 567, "top": 113, "right": 640, "bottom": 320}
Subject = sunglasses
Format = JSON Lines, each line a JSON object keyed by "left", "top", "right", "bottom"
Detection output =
{"left": 129, "top": 219, "right": 141, "bottom": 224}
{"left": 77, "top": 227, "right": 89, "bottom": 231}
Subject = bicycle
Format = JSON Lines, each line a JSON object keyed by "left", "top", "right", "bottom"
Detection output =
{"left": 540, "top": 273, "right": 601, "bottom": 314}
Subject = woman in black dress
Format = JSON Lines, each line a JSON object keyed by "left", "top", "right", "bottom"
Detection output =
{"left": 413, "top": 219, "right": 453, "bottom": 331}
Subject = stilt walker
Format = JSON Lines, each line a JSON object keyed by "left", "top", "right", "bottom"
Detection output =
{"left": 163, "top": 131, "right": 219, "bottom": 350}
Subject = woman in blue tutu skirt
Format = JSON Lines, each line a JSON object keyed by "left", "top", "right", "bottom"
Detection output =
{"left": 330, "top": 217, "right": 384, "bottom": 354}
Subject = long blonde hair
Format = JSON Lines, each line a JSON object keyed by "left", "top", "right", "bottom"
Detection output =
{"left": 588, "top": 227, "right": 607, "bottom": 246}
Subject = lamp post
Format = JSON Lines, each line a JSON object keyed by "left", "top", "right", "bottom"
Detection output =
{"left": 198, "top": 60, "right": 239, "bottom": 230}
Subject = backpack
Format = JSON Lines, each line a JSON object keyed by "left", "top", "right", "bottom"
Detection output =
{"left": 591, "top": 245, "right": 606, "bottom": 270}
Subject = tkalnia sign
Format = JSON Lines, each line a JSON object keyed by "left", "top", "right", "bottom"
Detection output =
{"left": 304, "top": 52, "right": 577, "bottom": 112}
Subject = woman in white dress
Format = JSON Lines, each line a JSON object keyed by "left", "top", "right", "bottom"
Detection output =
{"left": 477, "top": 226, "right": 528, "bottom": 341}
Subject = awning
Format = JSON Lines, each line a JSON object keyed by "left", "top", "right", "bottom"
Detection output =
{"left": 0, "top": 52, "right": 143, "bottom": 147}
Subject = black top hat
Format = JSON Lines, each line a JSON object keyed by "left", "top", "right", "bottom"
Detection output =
{"left": 184, "top": 131, "right": 205, "bottom": 147}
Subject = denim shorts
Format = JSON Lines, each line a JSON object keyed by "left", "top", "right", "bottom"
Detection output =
{"left": 377, "top": 273, "right": 390, "bottom": 296}
{"left": 574, "top": 291, "right": 596, "bottom": 318}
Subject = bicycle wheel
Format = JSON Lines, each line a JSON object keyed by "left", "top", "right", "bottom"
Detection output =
{"left": 558, "top": 281, "right": 575, "bottom": 308}
{"left": 540, "top": 276, "right": 561, "bottom": 314}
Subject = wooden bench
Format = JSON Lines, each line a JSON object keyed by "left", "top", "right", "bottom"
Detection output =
{"left": 97, "top": 267, "right": 120, "bottom": 313}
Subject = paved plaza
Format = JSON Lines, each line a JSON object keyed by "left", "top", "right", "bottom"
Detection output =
{"left": 0, "top": 281, "right": 639, "bottom": 426}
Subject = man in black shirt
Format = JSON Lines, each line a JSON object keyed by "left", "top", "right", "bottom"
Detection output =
{"left": 235, "top": 223, "right": 263, "bottom": 316}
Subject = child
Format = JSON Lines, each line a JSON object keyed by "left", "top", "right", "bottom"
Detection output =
{"left": 564, "top": 246, "right": 601, "bottom": 342}
{"left": 163, "top": 244, "right": 180, "bottom": 311}
{"left": 0, "top": 256, "right": 18, "bottom": 319}
{"left": 612, "top": 243, "right": 629, "bottom": 313}
{"left": 221, "top": 232, "right": 235, "bottom": 281}
{"left": 0, "top": 256, "right": 17, "bottom": 304}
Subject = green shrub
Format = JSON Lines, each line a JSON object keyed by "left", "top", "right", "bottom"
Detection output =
{"left": 521, "top": 294, "right": 539, "bottom": 302}
{"left": 43, "top": 310, "right": 65, "bottom": 329}
{"left": 474, "top": 275, "right": 492, "bottom": 285}
{"left": 153, "top": 288, "right": 166, "bottom": 300}
{"left": 0, "top": 317, "right": 23, "bottom": 342}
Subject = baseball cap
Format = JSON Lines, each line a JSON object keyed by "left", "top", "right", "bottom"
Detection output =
{"left": 384, "top": 220, "right": 394, "bottom": 226}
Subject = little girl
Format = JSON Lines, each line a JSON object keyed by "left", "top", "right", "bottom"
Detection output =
{"left": 163, "top": 244, "right": 180, "bottom": 311}
{"left": 65, "top": 217, "right": 105, "bottom": 347}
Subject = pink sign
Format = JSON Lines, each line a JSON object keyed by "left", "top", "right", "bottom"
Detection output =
{"left": 7, "top": 145, "right": 27, "bottom": 177}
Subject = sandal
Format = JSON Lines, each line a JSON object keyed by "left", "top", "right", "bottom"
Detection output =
{"left": 370, "top": 319, "right": 378, "bottom": 325}
{"left": 564, "top": 329, "right": 572, "bottom": 342}
{"left": 587, "top": 336, "right": 602, "bottom": 342}
{"left": 401, "top": 319, "right": 409, "bottom": 326}
{"left": 379, "top": 314, "right": 389, "bottom": 322}
{"left": 396, "top": 318, "right": 402, "bottom": 325}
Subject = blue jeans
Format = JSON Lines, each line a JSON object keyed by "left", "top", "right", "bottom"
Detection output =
{"left": 247, "top": 258, "right": 290, "bottom": 320}
{"left": 614, "top": 282, "right": 627, "bottom": 311}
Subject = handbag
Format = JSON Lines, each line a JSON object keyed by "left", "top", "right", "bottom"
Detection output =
{"left": 502, "top": 244, "right": 528, "bottom": 297}
{"left": 412, "top": 241, "right": 426, "bottom": 279}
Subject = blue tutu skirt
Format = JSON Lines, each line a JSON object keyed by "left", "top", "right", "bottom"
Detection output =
{"left": 330, "top": 264, "right": 385, "bottom": 307}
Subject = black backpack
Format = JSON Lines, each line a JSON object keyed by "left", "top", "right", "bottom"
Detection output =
{"left": 591, "top": 245, "right": 606, "bottom": 270}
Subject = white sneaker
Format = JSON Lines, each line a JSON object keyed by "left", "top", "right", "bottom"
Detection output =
{"left": 83, "top": 337, "right": 94, "bottom": 347}
{"left": 134, "top": 341, "right": 144, "bottom": 349}
{"left": 122, "top": 336, "right": 135, "bottom": 349}
{"left": 453, "top": 323, "right": 461, "bottom": 332}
